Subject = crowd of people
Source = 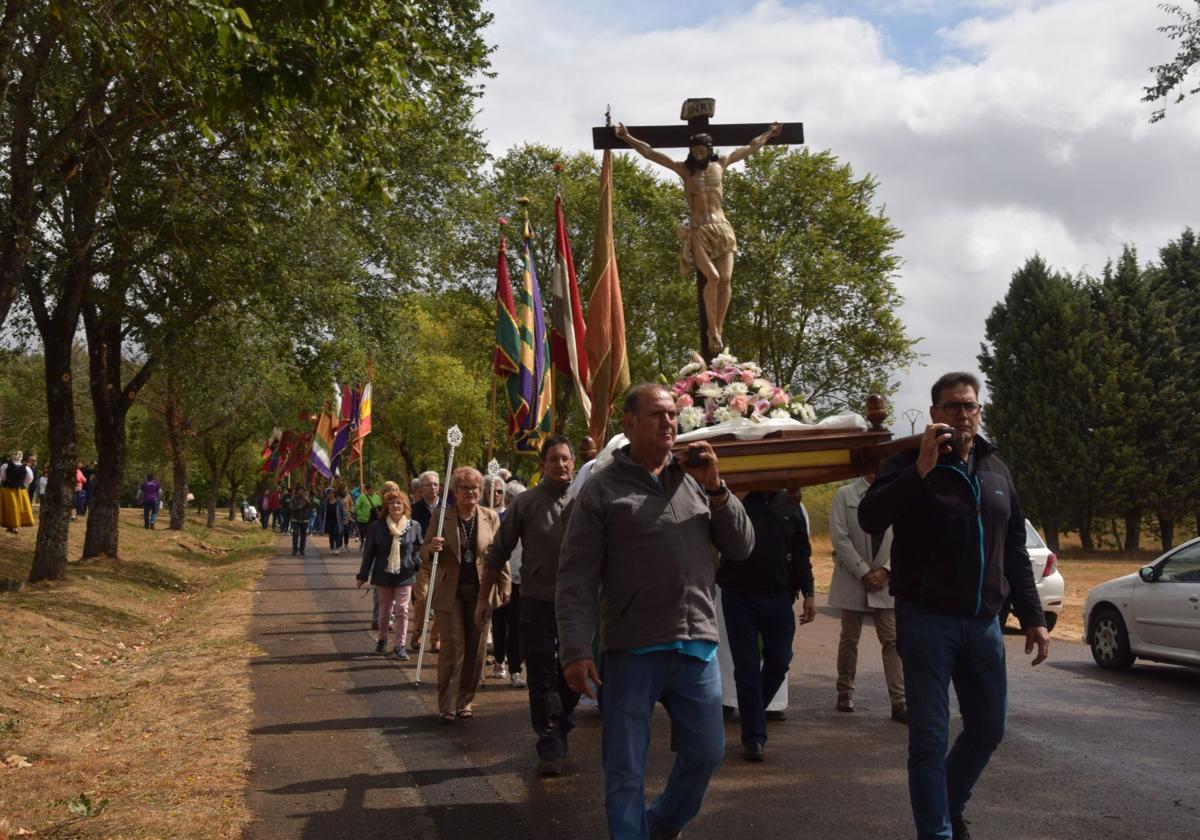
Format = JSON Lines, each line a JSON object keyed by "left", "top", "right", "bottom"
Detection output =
{"left": 268, "top": 371, "right": 1048, "bottom": 840}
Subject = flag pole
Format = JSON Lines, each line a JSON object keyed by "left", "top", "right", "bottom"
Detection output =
{"left": 414, "top": 424, "right": 463, "bottom": 689}
{"left": 487, "top": 373, "right": 497, "bottom": 464}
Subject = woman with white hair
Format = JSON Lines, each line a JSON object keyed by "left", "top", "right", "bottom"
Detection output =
{"left": 0, "top": 450, "right": 35, "bottom": 534}
{"left": 421, "top": 465, "right": 509, "bottom": 723}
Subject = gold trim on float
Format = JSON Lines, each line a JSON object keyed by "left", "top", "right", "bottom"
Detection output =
{"left": 719, "top": 450, "right": 852, "bottom": 472}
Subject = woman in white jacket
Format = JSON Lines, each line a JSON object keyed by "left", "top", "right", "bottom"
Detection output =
{"left": 828, "top": 474, "right": 906, "bottom": 722}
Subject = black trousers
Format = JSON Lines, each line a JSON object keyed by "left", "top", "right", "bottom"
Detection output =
{"left": 492, "top": 583, "right": 523, "bottom": 673}
{"left": 519, "top": 597, "right": 579, "bottom": 759}
{"left": 291, "top": 519, "right": 308, "bottom": 554}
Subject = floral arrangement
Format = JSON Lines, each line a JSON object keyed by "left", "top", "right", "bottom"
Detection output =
{"left": 669, "top": 351, "right": 817, "bottom": 433}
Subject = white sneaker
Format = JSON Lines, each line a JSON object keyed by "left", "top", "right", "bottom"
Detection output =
{"left": 493, "top": 664, "right": 507, "bottom": 679}
{"left": 510, "top": 671, "right": 526, "bottom": 688}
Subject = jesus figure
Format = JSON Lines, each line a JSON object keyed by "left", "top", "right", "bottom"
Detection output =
{"left": 615, "top": 120, "right": 781, "bottom": 355}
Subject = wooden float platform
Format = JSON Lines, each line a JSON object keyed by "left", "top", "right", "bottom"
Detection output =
{"left": 673, "top": 426, "right": 922, "bottom": 491}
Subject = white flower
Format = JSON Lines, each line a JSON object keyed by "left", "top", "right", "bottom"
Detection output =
{"left": 678, "top": 406, "right": 706, "bottom": 432}
{"left": 727, "top": 382, "right": 749, "bottom": 396}
{"left": 789, "top": 402, "right": 817, "bottom": 423}
{"left": 713, "top": 407, "right": 738, "bottom": 424}
{"left": 677, "top": 361, "right": 704, "bottom": 377}
{"left": 752, "top": 378, "right": 771, "bottom": 393}
{"left": 770, "top": 408, "right": 792, "bottom": 420}
{"left": 696, "top": 382, "right": 723, "bottom": 399}
{"left": 713, "top": 351, "right": 738, "bottom": 368}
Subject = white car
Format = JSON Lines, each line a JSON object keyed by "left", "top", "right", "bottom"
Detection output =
{"left": 1084, "top": 536, "right": 1200, "bottom": 670}
{"left": 1000, "top": 520, "right": 1064, "bottom": 632}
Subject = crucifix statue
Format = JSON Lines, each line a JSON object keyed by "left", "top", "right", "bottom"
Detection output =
{"left": 593, "top": 98, "right": 803, "bottom": 360}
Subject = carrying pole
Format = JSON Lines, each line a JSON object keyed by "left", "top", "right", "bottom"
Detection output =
{"left": 414, "top": 424, "right": 463, "bottom": 688}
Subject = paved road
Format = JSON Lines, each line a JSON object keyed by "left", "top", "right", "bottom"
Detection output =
{"left": 245, "top": 540, "right": 1200, "bottom": 840}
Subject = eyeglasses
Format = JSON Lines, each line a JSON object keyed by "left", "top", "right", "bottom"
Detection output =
{"left": 937, "top": 401, "right": 981, "bottom": 416}
{"left": 458, "top": 485, "right": 482, "bottom": 494}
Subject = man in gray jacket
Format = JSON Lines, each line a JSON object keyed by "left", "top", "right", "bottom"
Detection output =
{"left": 829, "top": 472, "right": 906, "bottom": 721}
{"left": 477, "top": 434, "right": 577, "bottom": 777}
{"left": 557, "top": 383, "right": 754, "bottom": 840}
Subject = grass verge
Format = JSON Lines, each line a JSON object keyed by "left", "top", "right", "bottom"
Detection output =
{"left": 0, "top": 508, "right": 275, "bottom": 839}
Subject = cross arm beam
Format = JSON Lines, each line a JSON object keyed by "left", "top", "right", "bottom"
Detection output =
{"left": 592, "top": 122, "right": 803, "bottom": 150}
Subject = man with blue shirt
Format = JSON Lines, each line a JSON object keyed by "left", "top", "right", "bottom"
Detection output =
{"left": 557, "top": 383, "right": 755, "bottom": 840}
{"left": 858, "top": 371, "right": 1050, "bottom": 840}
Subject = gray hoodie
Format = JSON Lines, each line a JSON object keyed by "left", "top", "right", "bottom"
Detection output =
{"left": 555, "top": 447, "right": 755, "bottom": 665}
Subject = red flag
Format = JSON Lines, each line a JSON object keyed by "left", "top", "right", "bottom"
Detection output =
{"left": 550, "top": 193, "right": 592, "bottom": 423}
{"left": 584, "top": 150, "right": 630, "bottom": 446}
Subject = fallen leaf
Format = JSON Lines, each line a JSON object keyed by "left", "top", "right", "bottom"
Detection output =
{"left": 50, "top": 674, "right": 66, "bottom": 680}
{"left": 23, "top": 676, "right": 36, "bottom": 685}
{"left": 3, "top": 754, "right": 33, "bottom": 769}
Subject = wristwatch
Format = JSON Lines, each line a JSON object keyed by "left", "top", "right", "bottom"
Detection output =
{"left": 704, "top": 481, "right": 729, "bottom": 498}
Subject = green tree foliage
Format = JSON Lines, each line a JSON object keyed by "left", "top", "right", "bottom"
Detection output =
{"left": 724, "top": 148, "right": 917, "bottom": 412}
{"left": 1144, "top": 1, "right": 1200, "bottom": 122}
{"left": 982, "top": 240, "right": 1200, "bottom": 553}
{"left": 979, "top": 256, "right": 1115, "bottom": 551}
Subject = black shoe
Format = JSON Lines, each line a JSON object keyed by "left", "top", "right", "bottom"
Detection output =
{"left": 536, "top": 756, "right": 564, "bottom": 777}
{"left": 722, "top": 704, "right": 736, "bottom": 720}
{"left": 837, "top": 692, "right": 854, "bottom": 712}
{"left": 374, "top": 639, "right": 386, "bottom": 655}
{"left": 765, "top": 710, "right": 787, "bottom": 721}
{"left": 951, "top": 816, "right": 971, "bottom": 840}
{"left": 742, "top": 742, "right": 764, "bottom": 762}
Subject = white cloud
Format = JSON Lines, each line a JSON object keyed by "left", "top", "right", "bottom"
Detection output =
{"left": 476, "top": 0, "right": 1200, "bottom": 429}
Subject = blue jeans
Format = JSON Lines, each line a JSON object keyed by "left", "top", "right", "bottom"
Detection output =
{"left": 720, "top": 588, "right": 795, "bottom": 747}
{"left": 601, "top": 651, "right": 724, "bottom": 840}
{"left": 896, "top": 601, "right": 1007, "bottom": 840}
{"left": 143, "top": 502, "right": 158, "bottom": 529}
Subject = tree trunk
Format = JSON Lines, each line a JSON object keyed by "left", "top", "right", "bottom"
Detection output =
{"left": 28, "top": 338, "right": 79, "bottom": 582}
{"left": 1158, "top": 515, "right": 1174, "bottom": 553}
{"left": 164, "top": 374, "right": 189, "bottom": 531}
{"left": 1079, "top": 518, "right": 1094, "bottom": 553}
{"left": 82, "top": 312, "right": 126, "bottom": 559}
{"left": 1122, "top": 510, "right": 1141, "bottom": 553}
{"left": 226, "top": 473, "right": 240, "bottom": 521}
{"left": 81, "top": 291, "right": 156, "bottom": 559}
{"left": 1043, "top": 524, "right": 1060, "bottom": 553}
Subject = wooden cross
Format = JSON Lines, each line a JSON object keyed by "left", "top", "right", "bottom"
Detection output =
{"left": 592, "top": 98, "right": 804, "bottom": 362}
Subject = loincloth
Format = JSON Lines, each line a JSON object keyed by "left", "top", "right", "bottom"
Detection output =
{"left": 677, "top": 220, "right": 736, "bottom": 276}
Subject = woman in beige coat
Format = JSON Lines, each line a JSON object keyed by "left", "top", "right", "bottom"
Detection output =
{"left": 828, "top": 474, "right": 906, "bottom": 721}
{"left": 420, "top": 466, "right": 509, "bottom": 723}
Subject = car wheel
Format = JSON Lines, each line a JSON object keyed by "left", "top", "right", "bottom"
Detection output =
{"left": 1090, "top": 607, "right": 1135, "bottom": 670}
{"left": 1044, "top": 611, "right": 1057, "bottom": 632}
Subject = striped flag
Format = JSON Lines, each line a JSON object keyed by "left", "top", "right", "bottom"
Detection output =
{"left": 515, "top": 218, "right": 553, "bottom": 453}
{"left": 584, "top": 149, "right": 630, "bottom": 446}
{"left": 550, "top": 193, "right": 592, "bottom": 424}
{"left": 494, "top": 234, "right": 529, "bottom": 440}
{"left": 310, "top": 412, "right": 336, "bottom": 478}
{"left": 350, "top": 382, "right": 372, "bottom": 463}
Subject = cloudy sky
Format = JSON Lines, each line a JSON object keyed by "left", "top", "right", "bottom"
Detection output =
{"left": 473, "top": 0, "right": 1200, "bottom": 433}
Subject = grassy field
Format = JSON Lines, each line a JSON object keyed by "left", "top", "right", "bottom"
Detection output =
{"left": 0, "top": 509, "right": 275, "bottom": 839}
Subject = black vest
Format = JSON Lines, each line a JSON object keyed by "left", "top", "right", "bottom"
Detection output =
{"left": 2, "top": 461, "right": 25, "bottom": 489}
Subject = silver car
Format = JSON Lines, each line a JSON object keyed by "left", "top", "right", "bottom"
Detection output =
{"left": 1084, "top": 536, "right": 1200, "bottom": 670}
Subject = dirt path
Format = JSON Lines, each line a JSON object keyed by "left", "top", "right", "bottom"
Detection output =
{"left": 244, "top": 542, "right": 1200, "bottom": 840}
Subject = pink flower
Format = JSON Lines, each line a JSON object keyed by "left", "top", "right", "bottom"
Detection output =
{"left": 770, "top": 388, "right": 789, "bottom": 407}
{"left": 696, "top": 371, "right": 712, "bottom": 384}
{"left": 740, "top": 369, "right": 756, "bottom": 385}
{"left": 721, "top": 370, "right": 737, "bottom": 384}
{"left": 729, "top": 395, "right": 750, "bottom": 414}
{"left": 754, "top": 398, "right": 771, "bottom": 415}
{"left": 676, "top": 393, "right": 694, "bottom": 408}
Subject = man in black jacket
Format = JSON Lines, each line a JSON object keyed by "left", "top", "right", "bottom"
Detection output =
{"left": 859, "top": 372, "right": 1049, "bottom": 840}
{"left": 716, "top": 489, "right": 814, "bottom": 762}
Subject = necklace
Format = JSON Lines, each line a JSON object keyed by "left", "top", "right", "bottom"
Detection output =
{"left": 458, "top": 510, "right": 477, "bottom": 551}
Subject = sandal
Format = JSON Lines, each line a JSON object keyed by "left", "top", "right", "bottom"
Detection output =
{"left": 439, "top": 713, "right": 456, "bottom": 725}
{"left": 456, "top": 708, "right": 474, "bottom": 720}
